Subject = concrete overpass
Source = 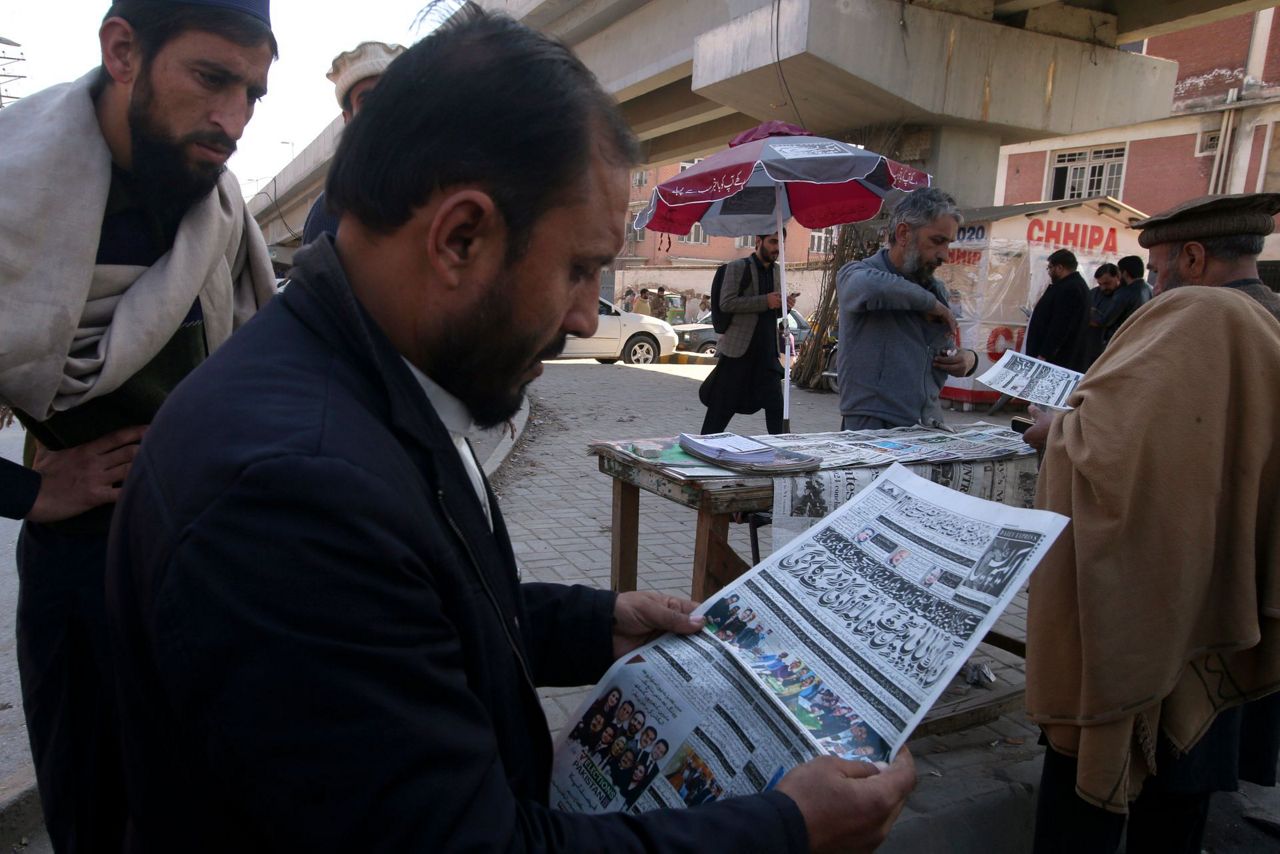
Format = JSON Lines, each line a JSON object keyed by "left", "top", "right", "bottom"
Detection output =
{"left": 252, "top": 0, "right": 1276, "bottom": 255}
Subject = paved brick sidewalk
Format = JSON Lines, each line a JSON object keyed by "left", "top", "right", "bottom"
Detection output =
{"left": 491, "top": 360, "right": 1052, "bottom": 852}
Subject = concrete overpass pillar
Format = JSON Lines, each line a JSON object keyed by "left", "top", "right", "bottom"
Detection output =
{"left": 926, "top": 126, "right": 1004, "bottom": 207}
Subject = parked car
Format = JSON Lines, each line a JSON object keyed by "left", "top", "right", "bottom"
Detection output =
{"left": 560, "top": 298, "right": 679, "bottom": 364}
{"left": 673, "top": 309, "right": 812, "bottom": 356}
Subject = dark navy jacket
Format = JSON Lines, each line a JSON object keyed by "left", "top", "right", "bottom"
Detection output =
{"left": 1026, "top": 270, "right": 1090, "bottom": 372}
{"left": 105, "top": 237, "right": 807, "bottom": 852}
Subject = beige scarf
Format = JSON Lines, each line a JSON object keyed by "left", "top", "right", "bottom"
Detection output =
{"left": 0, "top": 70, "right": 276, "bottom": 420}
{"left": 1026, "top": 286, "right": 1280, "bottom": 813}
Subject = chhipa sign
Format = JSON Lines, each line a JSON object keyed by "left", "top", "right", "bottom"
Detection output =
{"left": 933, "top": 198, "right": 1146, "bottom": 404}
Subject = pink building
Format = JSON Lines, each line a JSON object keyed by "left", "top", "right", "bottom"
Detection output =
{"left": 995, "top": 8, "right": 1280, "bottom": 256}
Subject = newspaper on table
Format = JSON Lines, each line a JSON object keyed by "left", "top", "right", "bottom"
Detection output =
{"left": 551, "top": 464, "right": 1068, "bottom": 815}
{"left": 767, "top": 425, "right": 1039, "bottom": 548}
{"left": 976, "top": 350, "right": 1083, "bottom": 410}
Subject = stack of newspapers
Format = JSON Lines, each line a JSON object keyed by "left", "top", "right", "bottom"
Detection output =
{"left": 677, "top": 433, "right": 820, "bottom": 473}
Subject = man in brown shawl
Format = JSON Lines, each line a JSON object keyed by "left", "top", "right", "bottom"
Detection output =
{"left": 1023, "top": 192, "right": 1280, "bottom": 853}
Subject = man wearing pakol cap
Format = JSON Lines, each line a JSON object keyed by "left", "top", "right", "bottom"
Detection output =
{"left": 301, "top": 41, "right": 405, "bottom": 244}
{"left": 1022, "top": 192, "right": 1280, "bottom": 853}
{"left": 1140, "top": 191, "right": 1280, "bottom": 319}
{"left": 0, "top": 1, "right": 277, "bottom": 848}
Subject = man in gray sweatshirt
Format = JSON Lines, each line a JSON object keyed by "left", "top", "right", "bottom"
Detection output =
{"left": 836, "top": 188, "right": 978, "bottom": 430}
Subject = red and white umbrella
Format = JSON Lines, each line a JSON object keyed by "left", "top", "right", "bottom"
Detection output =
{"left": 635, "top": 121, "right": 930, "bottom": 423}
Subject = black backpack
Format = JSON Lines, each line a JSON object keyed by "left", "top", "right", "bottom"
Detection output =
{"left": 710, "top": 258, "right": 752, "bottom": 334}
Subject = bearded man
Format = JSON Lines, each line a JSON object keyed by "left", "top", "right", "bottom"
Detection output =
{"left": 836, "top": 188, "right": 976, "bottom": 430}
{"left": 1024, "top": 193, "right": 1280, "bottom": 853}
{"left": 0, "top": 1, "right": 277, "bottom": 849}
{"left": 103, "top": 9, "right": 916, "bottom": 851}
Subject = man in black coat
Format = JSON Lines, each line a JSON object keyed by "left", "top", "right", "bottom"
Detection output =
{"left": 104, "top": 8, "right": 914, "bottom": 853}
{"left": 1026, "top": 248, "right": 1090, "bottom": 371}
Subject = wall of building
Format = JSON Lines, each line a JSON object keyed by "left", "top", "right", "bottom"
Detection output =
{"left": 1123, "top": 134, "right": 1215, "bottom": 213}
{"left": 1149, "top": 13, "right": 1255, "bottom": 102}
{"left": 995, "top": 7, "right": 1280, "bottom": 245}
{"left": 1001, "top": 152, "right": 1050, "bottom": 205}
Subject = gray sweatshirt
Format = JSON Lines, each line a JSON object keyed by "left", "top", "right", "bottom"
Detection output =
{"left": 837, "top": 248, "right": 955, "bottom": 428}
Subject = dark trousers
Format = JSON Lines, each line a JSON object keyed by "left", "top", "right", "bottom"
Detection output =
{"left": 840, "top": 414, "right": 897, "bottom": 432}
{"left": 1033, "top": 745, "right": 1212, "bottom": 854}
{"left": 700, "top": 397, "right": 785, "bottom": 435}
{"left": 16, "top": 522, "right": 127, "bottom": 854}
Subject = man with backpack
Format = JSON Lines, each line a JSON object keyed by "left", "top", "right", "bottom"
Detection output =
{"left": 699, "top": 231, "right": 795, "bottom": 434}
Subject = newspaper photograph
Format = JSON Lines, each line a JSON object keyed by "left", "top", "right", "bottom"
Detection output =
{"left": 976, "top": 350, "right": 1082, "bottom": 409}
{"left": 551, "top": 465, "right": 1067, "bottom": 814}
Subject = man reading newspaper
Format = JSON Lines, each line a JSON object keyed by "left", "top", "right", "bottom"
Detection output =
{"left": 103, "top": 7, "right": 913, "bottom": 851}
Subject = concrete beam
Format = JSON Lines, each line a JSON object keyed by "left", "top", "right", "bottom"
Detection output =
{"left": 571, "top": 0, "right": 770, "bottom": 100}
{"left": 1116, "top": 1, "right": 1279, "bottom": 44}
{"left": 911, "top": 0, "right": 994, "bottom": 21}
{"left": 538, "top": 0, "right": 652, "bottom": 45}
{"left": 620, "top": 79, "right": 737, "bottom": 141}
{"left": 639, "top": 112, "right": 760, "bottom": 166}
{"left": 992, "top": 0, "right": 1057, "bottom": 15}
{"left": 1024, "top": 3, "right": 1117, "bottom": 46}
{"left": 691, "top": 0, "right": 1175, "bottom": 142}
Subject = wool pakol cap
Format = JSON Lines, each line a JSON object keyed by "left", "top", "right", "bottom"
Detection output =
{"left": 166, "top": 0, "right": 270, "bottom": 27}
{"left": 1134, "top": 192, "right": 1280, "bottom": 248}
{"left": 327, "top": 41, "right": 406, "bottom": 109}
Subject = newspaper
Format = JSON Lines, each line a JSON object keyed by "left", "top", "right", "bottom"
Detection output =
{"left": 591, "top": 426, "right": 1031, "bottom": 483}
{"left": 766, "top": 426, "right": 1038, "bottom": 549}
{"left": 976, "top": 351, "right": 1082, "bottom": 410}
{"left": 760, "top": 425, "right": 1033, "bottom": 469}
{"left": 551, "top": 464, "right": 1068, "bottom": 815}
{"left": 771, "top": 455, "right": 1041, "bottom": 549}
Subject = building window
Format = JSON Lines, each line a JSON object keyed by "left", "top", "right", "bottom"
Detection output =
{"left": 1195, "top": 131, "right": 1220, "bottom": 157}
{"left": 678, "top": 221, "right": 708, "bottom": 245}
{"left": 809, "top": 226, "right": 836, "bottom": 254}
{"left": 631, "top": 169, "right": 648, "bottom": 187}
{"left": 1048, "top": 146, "right": 1125, "bottom": 200}
{"left": 735, "top": 235, "right": 754, "bottom": 249}
{"left": 678, "top": 157, "right": 704, "bottom": 173}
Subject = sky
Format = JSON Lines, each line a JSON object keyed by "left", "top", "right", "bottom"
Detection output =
{"left": 0, "top": 0, "right": 450, "bottom": 200}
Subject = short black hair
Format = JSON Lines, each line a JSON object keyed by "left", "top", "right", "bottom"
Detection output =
{"left": 1117, "top": 255, "right": 1145, "bottom": 281}
{"left": 1093, "top": 263, "right": 1119, "bottom": 279}
{"left": 326, "top": 5, "right": 639, "bottom": 263}
{"left": 756, "top": 229, "right": 788, "bottom": 240}
{"left": 101, "top": 0, "right": 278, "bottom": 75}
{"left": 1047, "top": 249, "right": 1078, "bottom": 270}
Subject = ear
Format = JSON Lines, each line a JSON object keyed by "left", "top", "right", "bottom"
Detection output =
{"left": 894, "top": 221, "right": 913, "bottom": 244}
{"left": 100, "top": 17, "right": 142, "bottom": 88}
{"left": 423, "top": 189, "right": 503, "bottom": 291}
{"left": 1181, "top": 241, "right": 1207, "bottom": 276}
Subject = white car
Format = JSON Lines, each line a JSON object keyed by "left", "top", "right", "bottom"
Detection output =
{"left": 560, "top": 298, "right": 679, "bottom": 364}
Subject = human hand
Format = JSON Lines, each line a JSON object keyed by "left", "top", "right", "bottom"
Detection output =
{"left": 612, "top": 591, "right": 705, "bottom": 659}
{"left": 766, "top": 291, "right": 783, "bottom": 310}
{"left": 932, "top": 348, "right": 975, "bottom": 378}
{"left": 26, "top": 425, "right": 147, "bottom": 523}
{"left": 923, "top": 301, "right": 960, "bottom": 344}
{"left": 776, "top": 749, "right": 916, "bottom": 853}
{"left": 787, "top": 293, "right": 799, "bottom": 310}
{"left": 1022, "top": 404, "right": 1055, "bottom": 452}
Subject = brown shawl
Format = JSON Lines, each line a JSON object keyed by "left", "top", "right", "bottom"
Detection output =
{"left": 1026, "top": 286, "right": 1280, "bottom": 813}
